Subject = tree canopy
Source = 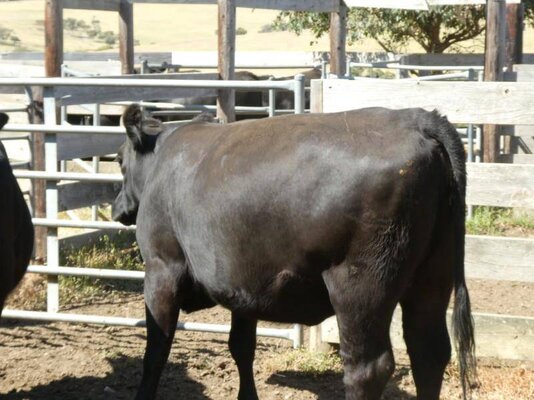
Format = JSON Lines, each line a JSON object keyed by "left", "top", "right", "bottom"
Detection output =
{"left": 275, "top": 3, "right": 534, "bottom": 54}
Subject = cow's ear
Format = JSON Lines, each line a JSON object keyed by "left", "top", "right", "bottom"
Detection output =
{"left": 0, "top": 112, "right": 8, "bottom": 130}
{"left": 122, "top": 104, "right": 161, "bottom": 152}
{"left": 122, "top": 104, "right": 144, "bottom": 150}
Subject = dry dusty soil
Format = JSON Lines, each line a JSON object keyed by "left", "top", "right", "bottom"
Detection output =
{"left": 1, "top": 277, "right": 534, "bottom": 400}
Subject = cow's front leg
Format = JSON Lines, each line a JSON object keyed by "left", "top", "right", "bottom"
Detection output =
{"left": 135, "top": 258, "right": 184, "bottom": 400}
{"left": 229, "top": 312, "right": 258, "bottom": 400}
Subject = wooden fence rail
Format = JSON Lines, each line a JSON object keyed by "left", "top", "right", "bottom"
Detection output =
{"left": 319, "top": 79, "right": 534, "bottom": 125}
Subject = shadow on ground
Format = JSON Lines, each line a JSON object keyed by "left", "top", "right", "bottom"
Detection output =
{"left": 1, "top": 355, "right": 208, "bottom": 400}
{"left": 267, "top": 365, "right": 415, "bottom": 400}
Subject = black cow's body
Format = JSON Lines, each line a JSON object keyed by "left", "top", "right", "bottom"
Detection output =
{"left": 0, "top": 113, "right": 34, "bottom": 315}
{"left": 113, "top": 106, "right": 476, "bottom": 400}
{"left": 161, "top": 68, "right": 320, "bottom": 120}
{"left": 261, "top": 67, "right": 321, "bottom": 110}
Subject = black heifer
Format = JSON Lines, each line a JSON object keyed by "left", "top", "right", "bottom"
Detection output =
{"left": 171, "top": 71, "right": 266, "bottom": 109}
{"left": 160, "top": 69, "right": 320, "bottom": 121}
{"left": 261, "top": 67, "right": 322, "bottom": 110}
{"left": 113, "top": 105, "right": 476, "bottom": 400}
{"left": 0, "top": 113, "right": 34, "bottom": 315}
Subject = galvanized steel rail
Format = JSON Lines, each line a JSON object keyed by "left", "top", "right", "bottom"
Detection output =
{"left": 2, "top": 75, "right": 306, "bottom": 348}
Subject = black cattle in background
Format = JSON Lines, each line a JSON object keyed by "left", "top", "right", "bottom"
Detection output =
{"left": 261, "top": 67, "right": 322, "bottom": 110}
{"left": 112, "top": 105, "right": 476, "bottom": 400}
{"left": 148, "top": 68, "right": 321, "bottom": 121}
{"left": 0, "top": 113, "right": 34, "bottom": 315}
{"left": 174, "top": 71, "right": 267, "bottom": 110}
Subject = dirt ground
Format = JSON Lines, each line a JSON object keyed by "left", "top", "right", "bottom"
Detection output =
{"left": 2, "top": 277, "right": 534, "bottom": 400}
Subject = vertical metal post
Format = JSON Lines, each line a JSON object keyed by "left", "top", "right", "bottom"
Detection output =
{"left": 466, "top": 124, "right": 474, "bottom": 220}
{"left": 141, "top": 59, "right": 148, "bottom": 75}
{"left": 294, "top": 74, "right": 305, "bottom": 115}
{"left": 292, "top": 74, "right": 305, "bottom": 347}
{"left": 292, "top": 321, "right": 303, "bottom": 349}
{"left": 467, "top": 124, "right": 474, "bottom": 164}
{"left": 92, "top": 104, "right": 101, "bottom": 221}
{"left": 43, "top": 86, "right": 59, "bottom": 313}
{"left": 59, "top": 64, "right": 67, "bottom": 173}
{"left": 60, "top": 64, "right": 67, "bottom": 123}
{"left": 292, "top": 76, "right": 306, "bottom": 346}
{"left": 467, "top": 68, "right": 475, "bottom": 82}
{"left": 345, "top": 56, "right": 352, "bottom": 78}
{"left": 475, "top": 127, "right": 482, "bottom": 163}
{"left": 268, "top": 77, "right": 276, "bottom": 117}
{"left": 321, "top": 60, "right": 328, "bottom": 79}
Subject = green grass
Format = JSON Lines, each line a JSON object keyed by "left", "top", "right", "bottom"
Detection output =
{"left": 59, "top": 232, "right": 143, "bottom": 304}
{"left": 6, "top": 231, "right": 143, "bottom": 311}
{"left": 265, "top": 349, "right": 343, "bottom": 377}
{"left": 350, "top": 67, "right": 397, "bottom": 79}
{"left": 466, "top": 206, "right": 534, "bottom": 236}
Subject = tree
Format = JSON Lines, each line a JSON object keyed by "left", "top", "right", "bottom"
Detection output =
{"left": 275, "top": 4, "right": 533, "bottom": 54}
{"left": 525, "top": 0, "right": 534, "bottom": 24}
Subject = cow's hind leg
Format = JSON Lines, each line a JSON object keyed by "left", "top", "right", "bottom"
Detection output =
{"left": 135, "top": 259, "right": 183, "bottom": 400}
{"left": 400, "top": 235, "right": 454, "bottom": 400}
{"left": 323, "top": 265, "right": 399, "bottom": 400}
{"left": 229, "top": 312, "right": 258, "bottom": 400}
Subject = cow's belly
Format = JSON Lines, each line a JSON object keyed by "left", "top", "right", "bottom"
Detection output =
{"left": 203, "top": 269, "right": 335, "bottom": 326}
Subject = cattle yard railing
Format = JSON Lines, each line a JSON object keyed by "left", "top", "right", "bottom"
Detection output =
{"left": 0, "top": 75, "right": 307, "bottom": 348}
{"left": 309, "top": 78, "right": 534, "bottom": 361}
{"left": 62, "top": 64, "right": 304, "bottom": 118}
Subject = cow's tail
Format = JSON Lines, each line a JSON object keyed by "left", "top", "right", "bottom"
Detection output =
{"left": 420, "top": 110, "right": 477, "bottom": 400}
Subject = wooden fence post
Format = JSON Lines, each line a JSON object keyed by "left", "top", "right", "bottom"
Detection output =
{"left": 505, "top": 3, "right": 524, "bottom": 72}
{"left": 33, "top": 0, "right": 63, "bottom": 260}
{"left": 329, "top": 0, "right": 347, "bottom": 77}
{"left": 45, "top": 0, "right": 62, "bottom": 78}
{"left": 217, "top": 0, "right": 236, "bottom": 123}
{"left": 483, "top": 0, "right": 506, "bottom": 163}
{"left": 119, "top": 0, "right": 135, "bottom": 75}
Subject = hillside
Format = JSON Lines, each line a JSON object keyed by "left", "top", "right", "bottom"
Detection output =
{"left": 4, "top": 0, "right": 532, "bottom": 54}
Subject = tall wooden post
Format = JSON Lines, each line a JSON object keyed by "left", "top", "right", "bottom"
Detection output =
{"left": 217, "top": 0, "right": 236, "bottom": 123}
{"left": 119, "top": 0, "right": 134, "bottom": 75}
{"left": 45, "top": 0, "right": 62, "bottom": 78}
{"left": 33, "top": 0, "right": 63, "bottom": 260}
{"left": 505, "top": 3, "right": 524, "bottom": 72}
{"left": 483, "top": 0, "right": 506, "bottom": 163}
{"left": 329, "top": 1, "right": 347, "bottom": 77}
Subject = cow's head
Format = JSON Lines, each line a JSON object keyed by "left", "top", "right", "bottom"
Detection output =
{"left": 112, "top": 104, "right": 162, "bottom": 225}
{"left": 0, "top": 112, "right": 8, "bottom": 129}
{"left": 0, "top": 113, "right": 9, "bottom": 159}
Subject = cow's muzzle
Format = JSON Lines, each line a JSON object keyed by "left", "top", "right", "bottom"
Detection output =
{"left": 112, "top": 191, "right": 138, "bottom": 226}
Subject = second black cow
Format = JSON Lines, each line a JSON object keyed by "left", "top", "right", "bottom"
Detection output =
{"left": 113, "top": 105, "right": 476, "bottom": 400}
{"left": 0, "top": 113, "right": 34, "bottom": 316}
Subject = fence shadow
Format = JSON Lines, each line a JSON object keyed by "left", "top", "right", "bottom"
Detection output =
{"left": 266, "top": 365, "right": 415, "bottom": 400}
{"left": 1, "top": 355, "right": 208, "bottom": 400}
